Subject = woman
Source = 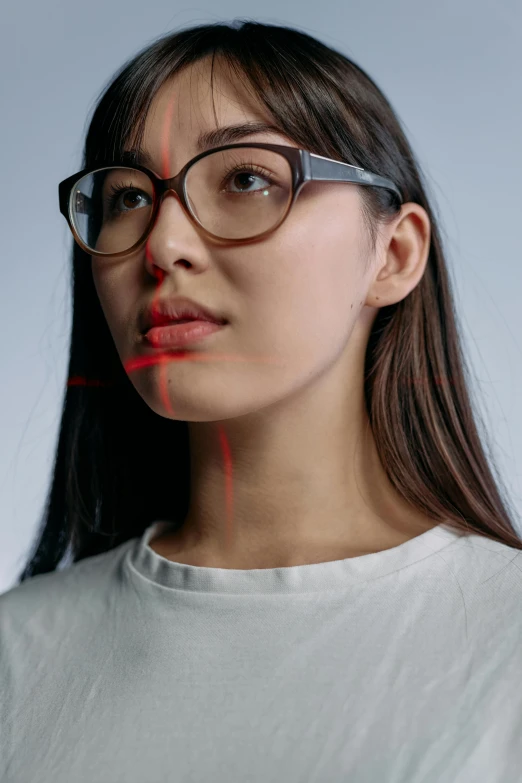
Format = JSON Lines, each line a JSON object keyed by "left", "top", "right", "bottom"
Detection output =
{"left": 2, "top": 20, "right": 521, "bottom": 782}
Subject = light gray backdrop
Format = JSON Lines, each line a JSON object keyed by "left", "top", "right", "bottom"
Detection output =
{"left": 1, "top": 1, "right": 521, "bottom": 593}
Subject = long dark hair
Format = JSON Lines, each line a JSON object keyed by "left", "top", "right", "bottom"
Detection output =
{"left": 15, "top": 19, "right": 522, "bottom": 584}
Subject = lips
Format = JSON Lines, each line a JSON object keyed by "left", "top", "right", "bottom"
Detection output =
{"left": 143, "top": 319, "right": 225, "bottom": 348}
{"left": 142, "top": 296, "right": 227, "bottom": 333}
{"left": 151, "top": 314, "right": 219, "bottom": 327}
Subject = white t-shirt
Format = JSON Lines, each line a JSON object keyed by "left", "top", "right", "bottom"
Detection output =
{"left": 1, "top": 520, "right": 522, "bottom": 782}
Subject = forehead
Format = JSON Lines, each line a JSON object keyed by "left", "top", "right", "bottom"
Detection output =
{"left": 140, "top": 57, "right": 282, "bottom": 159}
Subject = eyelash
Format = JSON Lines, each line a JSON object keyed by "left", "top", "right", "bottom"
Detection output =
{"left": 218, "top": 162, "right": 273, "bottom": 192}
{"left": 105, "top": 163, "right": 275, "bottom": 214}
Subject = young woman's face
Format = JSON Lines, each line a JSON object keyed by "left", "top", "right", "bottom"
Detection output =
{"left": 91, "top": 58, "right": 380, "bottom": 421}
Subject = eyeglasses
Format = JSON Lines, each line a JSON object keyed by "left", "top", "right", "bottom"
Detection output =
{"left": 58, "top": 142, "right": 403, "bottom": 257}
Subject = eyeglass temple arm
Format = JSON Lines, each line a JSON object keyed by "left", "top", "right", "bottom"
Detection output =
{"left": 307, "top": 152, "right": 402, "bottom": 204}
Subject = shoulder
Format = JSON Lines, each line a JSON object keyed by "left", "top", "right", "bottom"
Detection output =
{"left": 443, "top": 531, "right": 522, "bottom": 640}
{"left": 0, "top": 537, "right": 135, "bottom": 636}
{"left": 449, "top": 531, "right": 522, "bottom": 590}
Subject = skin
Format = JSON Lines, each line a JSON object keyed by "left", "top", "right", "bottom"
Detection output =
{"left": 91, "top": 56, "right": 438, "bottom": 570}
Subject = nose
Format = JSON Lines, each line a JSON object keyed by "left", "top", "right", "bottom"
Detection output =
{"left": 152, "top": 188, "right": 198, "bottom": 236}
{"left": 143, "top": 188, "right": 204, "bottom": 274}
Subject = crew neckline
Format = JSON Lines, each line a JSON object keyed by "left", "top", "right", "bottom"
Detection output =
{"left": 125, "top": 520, "right": 466, "bottom": 594}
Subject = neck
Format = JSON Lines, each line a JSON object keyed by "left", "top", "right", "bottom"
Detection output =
{"left": 151, "top": 378, "right": 437, "bottom": 569}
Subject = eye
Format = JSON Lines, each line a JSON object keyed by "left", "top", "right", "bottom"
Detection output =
{"left": 221, "top": 165, "right": 274, "bottom": 194}
{"left": 106, "top": 182, "right": 152, "bottom": 214}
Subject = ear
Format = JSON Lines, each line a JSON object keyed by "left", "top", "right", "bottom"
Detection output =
{"left": 365, "top": 203, "right": 431, "bottom": 307}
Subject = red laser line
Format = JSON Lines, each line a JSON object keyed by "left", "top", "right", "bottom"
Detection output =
{"left": 67, "top": 83, "right": 457, "bottom": 557}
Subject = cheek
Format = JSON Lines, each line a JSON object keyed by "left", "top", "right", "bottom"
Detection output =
{"left": 260, "top": 227, "right": 365, "bottom": 355}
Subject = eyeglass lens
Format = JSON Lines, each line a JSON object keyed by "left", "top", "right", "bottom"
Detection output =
{"left": 70, "top": 147, "right": 294, "bottom": 253}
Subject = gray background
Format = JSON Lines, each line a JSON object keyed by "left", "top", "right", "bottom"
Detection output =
{"left": 1, "top": 1, "right": 521, "bottom": 593}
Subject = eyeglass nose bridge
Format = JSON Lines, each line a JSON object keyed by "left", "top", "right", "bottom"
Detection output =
{"left": 148, "top": 165, "right": 200, "bottom": 232}
{"left": 154, "top": 166, "right": 188, "bottom": 202}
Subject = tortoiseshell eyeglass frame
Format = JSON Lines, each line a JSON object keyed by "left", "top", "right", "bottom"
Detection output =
{"left": 58, "top": 142, "right": 403, "bottom": 257}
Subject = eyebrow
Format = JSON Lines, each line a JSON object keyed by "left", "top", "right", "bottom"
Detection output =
{"left": 119, "top": 121, "right": 287, "bottom": 168}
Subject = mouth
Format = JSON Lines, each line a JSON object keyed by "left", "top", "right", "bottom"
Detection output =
{"left": 141, "top": 294, "right": 228, "bottom": 334}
